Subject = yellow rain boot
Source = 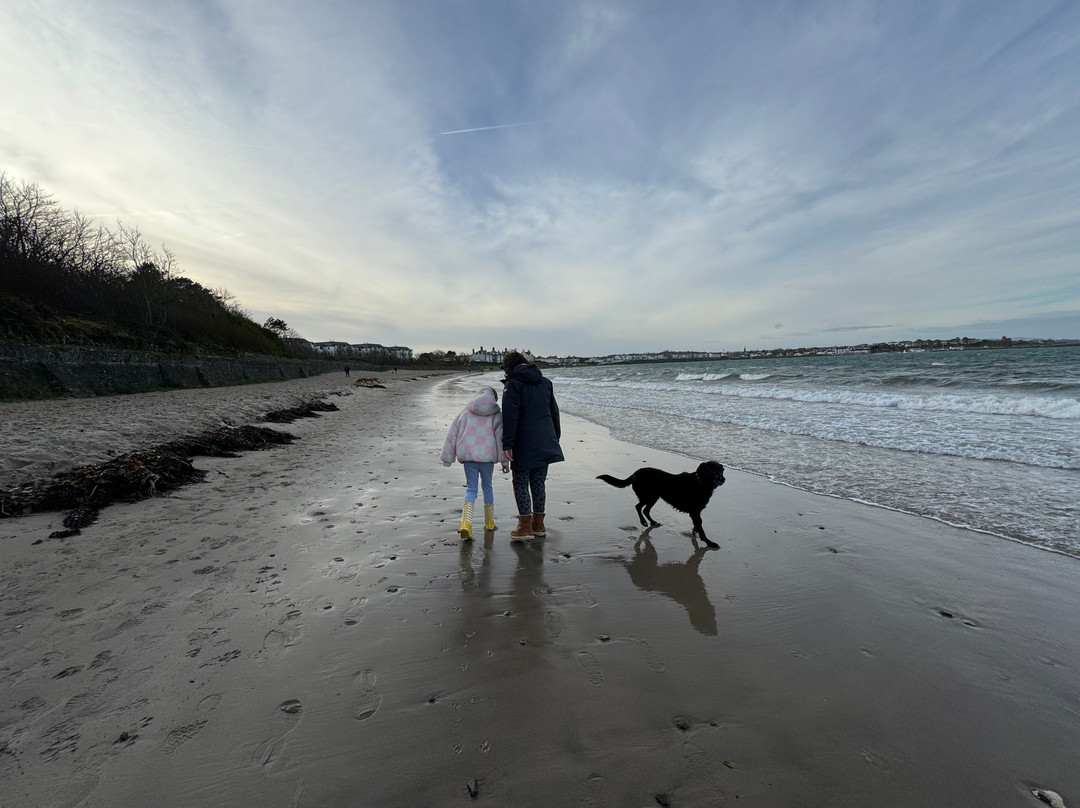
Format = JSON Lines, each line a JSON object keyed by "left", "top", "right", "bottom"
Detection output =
{"left": 484, "top": 504, "right": 497, "bottom": 531}
{"left": 459, "top": 501, "right": 474, "bottom": 541}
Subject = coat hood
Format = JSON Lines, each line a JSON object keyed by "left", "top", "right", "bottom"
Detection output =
{"left": 466, "top": 387, "right": 500, "bottom": 416}
{"left": 508, "top": 363, "right": 544, "bottom": 385}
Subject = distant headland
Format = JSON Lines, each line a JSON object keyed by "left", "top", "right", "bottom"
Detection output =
{"left": 541, "top": 336, "right": 1079, "bottom": 367}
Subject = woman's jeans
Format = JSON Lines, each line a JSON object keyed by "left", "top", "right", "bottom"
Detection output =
{"left": 512, "top": 464, "right": 548, "bottom": 515}
{"left": 463, "top": 462, "right": 495, "bottom": 505}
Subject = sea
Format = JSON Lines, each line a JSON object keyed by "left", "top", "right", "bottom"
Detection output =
{"left": 527, "top": 346, "right": 1079, "bottom": 558}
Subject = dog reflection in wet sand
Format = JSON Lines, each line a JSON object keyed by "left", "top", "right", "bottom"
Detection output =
{"left": 597, "top": 461, "right": 726, "bottom": 548}
{"left": 625, "top": 529, "right": 717, "bottom": 635}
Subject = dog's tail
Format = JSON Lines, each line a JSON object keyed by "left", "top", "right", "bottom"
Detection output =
{"left": 596, "top": 473, "right": 632, "bottom": 488}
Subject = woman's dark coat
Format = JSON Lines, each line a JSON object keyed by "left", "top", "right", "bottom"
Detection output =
{"left": 501, "top": 363, "right": 564, "bottom": 471}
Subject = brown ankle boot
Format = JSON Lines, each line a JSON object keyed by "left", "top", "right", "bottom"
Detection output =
{"left": 510, "top": 514, "right": 533, "bottom": 540}
{"left": 532, "top": 513, "right": 546, "bottom": 537}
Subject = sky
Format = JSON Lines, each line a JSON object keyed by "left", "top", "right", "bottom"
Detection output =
{"left": 2, "top": 0, "right": 1079, "bottom": 356}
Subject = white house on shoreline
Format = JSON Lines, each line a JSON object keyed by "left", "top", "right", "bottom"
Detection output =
{"left": 469, "top": 346, "right": 535, "bottom": 365}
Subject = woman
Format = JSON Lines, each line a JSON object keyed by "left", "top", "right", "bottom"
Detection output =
{"left": 500, "top": 351, "right": 564, "bottom": 539}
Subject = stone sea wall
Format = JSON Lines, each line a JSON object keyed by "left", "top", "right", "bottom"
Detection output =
{"left": 0, "top": 343, "right": 347, "bottom": 399}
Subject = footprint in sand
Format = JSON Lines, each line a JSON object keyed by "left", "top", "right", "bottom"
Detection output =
{"left": 577, "top": 651, "right": 604, "bottom": 686}
{"left": 936, "top": 608, "right": 980, "bottom": 627}
{"left": 310, "top": 595, "right": 334, "bottom": 612}
{"left": 543, "top": 610, "right": 564, "bottom": 638}
{"left": 613, "top": 637, "right": 666, "bottom": 672}
{"left": 861, "top": 746, "right": 906, "bottom": 774}
{"left": 62, "top": 670, "right": 115, "bottom": 717}
{"left": 259, "top": 611, "right": 303, "bottom": 659}
{"left": 680, "top": 740, "right": 727, "bottom": 803}
{"left": 319, "top": 557, "right": 346, "bottom": 578}
{"left": 578, "top": 773, "right": 610, "bottom": 808}
{"left": 251, "top": 701, "right": 304, "bottom": 767}
{"left": 164, "top": 720, "right": 208, "bottom": 754}
{"left": 343, "top": 597, "right": 367, "bottom": 626}
{"left": 288, "top": 778, "right": 307, "bottom": 808}
{"left": 351, "top": 669, "right": 382, "bottom": 721}
{"left": 577, "top": 585, "right": 597, "bottom": 608}
{"left": 91, "top": 615, "right": 143, "bottom": 642}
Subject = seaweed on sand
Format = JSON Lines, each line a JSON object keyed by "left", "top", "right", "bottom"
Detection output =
{"left": 263, "top": 399, "right": 339, "bottom": 423}
{"left": 0, "top": 396, "right": 340, "bottom": 537}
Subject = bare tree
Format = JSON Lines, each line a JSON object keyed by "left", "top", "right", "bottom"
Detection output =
{"left": 0, "top": 173, "right": 63, "bottom": 264}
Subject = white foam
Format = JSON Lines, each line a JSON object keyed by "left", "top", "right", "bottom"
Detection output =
{"left": 703, "top": 385, "right": 1080, "bottom": 420}
{"left": 675, "top": 372, "right": 733, "bottom": 381}
{"left": 557, "top": 375, "right": 1080, "bottom": 420}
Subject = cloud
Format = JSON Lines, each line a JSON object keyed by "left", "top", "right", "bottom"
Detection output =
{"left": 822, "top": 324, "right": 898, "bottom": 333}
{"left": 2, "top": 0, "right": 1078, "bottom": 356}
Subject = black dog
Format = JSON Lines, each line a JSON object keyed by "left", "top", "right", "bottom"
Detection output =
{"left": 597, "top": 461, "right": 726, "bottom": 548}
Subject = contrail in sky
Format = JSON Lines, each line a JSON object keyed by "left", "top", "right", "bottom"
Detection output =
{"left": 440, "top": 120, "right": 540, "bottom": 135}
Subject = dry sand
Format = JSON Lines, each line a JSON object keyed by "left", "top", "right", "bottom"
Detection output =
{"left": 1, "top": 371, "right": 1078, "bottom": 807}
{"left": 0, "top": 373, "right": 369, "bottom": 490}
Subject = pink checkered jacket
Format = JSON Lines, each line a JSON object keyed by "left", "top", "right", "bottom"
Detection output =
{"left": 440, "top": 388, "right": 509, "bottom": 465}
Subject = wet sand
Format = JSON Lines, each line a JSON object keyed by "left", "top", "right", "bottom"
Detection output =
{"left": 1, "top": 372, "right": 1077, "bottom": 807}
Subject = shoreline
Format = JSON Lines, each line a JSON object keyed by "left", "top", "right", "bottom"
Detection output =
{"left": 1, "top": 373, "right": 1077, "bottom": 806}
{"left": 545, "top": 348, "right": 1080, "bottom": 559}
{"left": 563, "top": 394, "right": 1080, "bottom": 561}
{"left": 714, "top": 464, "right": 1080, "bottom": 563}
{"left": 536, "top": 399, "right": 1080, "bottom": 562}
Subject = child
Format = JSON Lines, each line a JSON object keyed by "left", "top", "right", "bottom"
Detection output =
{"left": 440, "top": 387, "right": 510, "bottom": 540}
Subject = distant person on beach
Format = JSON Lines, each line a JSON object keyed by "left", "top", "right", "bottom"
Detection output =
{"left": 440, "top": 386, "right": 510, "bottom": 540}
{"left": 344, "top": 364, "right": 350, "bottom": 378}
{"left": 500, "top": 351, "right": 563, "bottom": 540}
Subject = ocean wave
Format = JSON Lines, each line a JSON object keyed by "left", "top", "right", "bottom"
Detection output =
{"left": 674, "top": 371, "right": 771, "bottom": 382}
{"left": 671, "top": 403, "right": 1076, "bottom": 468}
{"left": 560, "top": 397, "right": 1080, "bottom": 553}
{"left": 675, "top": 372, "right": 734, "bottom": 381}
{"left": 711, "top": 386, "right": 1080, "bottom": 420}
{"left": 554, "top": 376, "right": 1080, "bottom": 420}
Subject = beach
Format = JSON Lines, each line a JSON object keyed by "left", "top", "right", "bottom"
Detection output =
{"left": 1, "top": 371, "right": 1077, "bottom": 807}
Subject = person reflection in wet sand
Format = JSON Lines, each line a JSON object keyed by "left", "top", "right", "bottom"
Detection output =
{"left": 455, "top": 531, "right": 552, "bottom": 676}
{"left": 505, "top": 540, "right": 553, "bottom": 647}
{"left": 459, "top": 531, "right": 495, "bottom": 594}
{"left": 624, "top": 529, "right": 718, "bottom": 636}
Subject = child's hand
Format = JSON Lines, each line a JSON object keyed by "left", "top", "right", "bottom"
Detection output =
{"left": 501, "top": 464, "right": 509, "bottom": 474}
{"left": 442, "top": 461, "right": 452, "bottom": 467}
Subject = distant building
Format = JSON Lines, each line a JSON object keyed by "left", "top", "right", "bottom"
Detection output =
{"left": 469, "top": 346, "right": 534, "bottom": 364}
{"left": 352, "top": 343, "right": 384, "bottom": 359}
{"left": 284, "top": 337, "right": 315, "bottom": 353}
{"left": 312, "top": 341, "right": 351, "bottom": 357}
